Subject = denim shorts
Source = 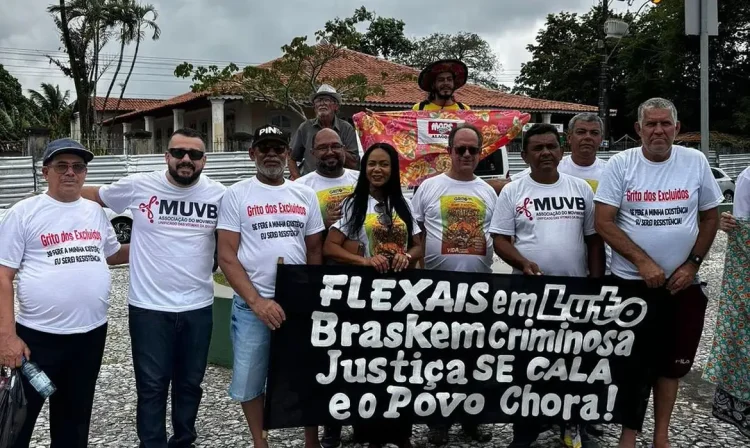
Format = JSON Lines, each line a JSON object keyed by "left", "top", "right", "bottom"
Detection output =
{"left": 228, "top": 294, "right": 271, "bottom": 402}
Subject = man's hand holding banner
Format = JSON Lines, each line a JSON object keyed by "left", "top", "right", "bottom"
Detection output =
{"left": 352, "top": 110, "right": 532, "bottom": 187}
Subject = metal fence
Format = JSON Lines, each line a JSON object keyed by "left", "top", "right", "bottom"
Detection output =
{"left": 718, "top": 153, "right": 750, "bottom": 179}
{"left": 0, "top": 150, "right": 746, "bottom": 209}
{"left": 0, "top": 152, "right": 258, "bottom": 208}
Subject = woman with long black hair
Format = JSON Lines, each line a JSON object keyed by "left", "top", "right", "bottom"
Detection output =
{"left": 323, "top": 142, "right": 422, "bottom": 448}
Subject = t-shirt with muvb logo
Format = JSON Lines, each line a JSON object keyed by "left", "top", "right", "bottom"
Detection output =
{"left": 0, "top": 194, "right": 121, "bottom": 334}
{"left": 99, "top": 170, "right": 226, "bottom": 312}
{"left": 594, "top": 145, "right": 723, "bottom": 280}
{"left": 489, "top": 173, "right": 596, "bottom": 277}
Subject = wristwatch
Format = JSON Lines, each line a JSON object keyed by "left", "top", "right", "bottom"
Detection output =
{"left": 687, "top": 253, "right": 703, "bottom": 267}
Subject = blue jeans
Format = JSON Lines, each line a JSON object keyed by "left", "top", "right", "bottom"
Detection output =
{"left": 228, "top": 294, "right": 270, "bottom": 402}
{"left": 129, "top": 304, "right": 213, "bottom": 448}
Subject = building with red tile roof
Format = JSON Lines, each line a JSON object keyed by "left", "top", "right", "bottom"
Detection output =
{"left": 98, "top": 48, "right": 603, "bottom": 154}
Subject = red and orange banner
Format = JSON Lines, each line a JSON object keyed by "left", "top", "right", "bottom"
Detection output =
{"left": 352, "top": 110, "right": 531, "bottom": 187}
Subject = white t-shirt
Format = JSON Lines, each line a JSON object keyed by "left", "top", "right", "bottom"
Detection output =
{"left": 333, "top": 196, "right": 421, "bottom": 258}
{"left": 489, "top": 173, "right": 596, "bottom": 277}
{"left": 295, "top": 169, "right": 359, "bottom": 223}
{"left": 99, "top": 170, "right": 226, "bottom": 312}
{"left": 411, "top": 174, "right": 497, "bottom": 273}
{"left": 512, "top": 156, "right": 611, "bottom": 271}
{"left": 594, "top": 146, "right": 724, "bottom": 279}
{"left": 217, "top": 177, "right": 325, "bottom": 299}
{"left": 0, "top": 194, "right": 120, "bottom": 334}
{"left": 734, "top": 166, "right": 750, "bottom": 218}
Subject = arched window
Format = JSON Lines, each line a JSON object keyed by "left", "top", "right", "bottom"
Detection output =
{"left": 270, "top": 113, "right": 292, "bottom": 134}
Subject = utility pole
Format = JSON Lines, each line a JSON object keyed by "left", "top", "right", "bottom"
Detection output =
{"left": 686, "top": 0, "right": 718, "bottom": 160}
{"left": 598, "top": 0, "right": 610, "bottom": 146}
{"left": 699, "top": 0, "right": 710, "bottom": 159}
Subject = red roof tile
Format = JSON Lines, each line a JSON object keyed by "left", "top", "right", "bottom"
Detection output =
{"left": 93, "top": 96, "right": 164, "bottom": 112}
{"left": 110, "top": 48, "right": 597, "bottom": 122}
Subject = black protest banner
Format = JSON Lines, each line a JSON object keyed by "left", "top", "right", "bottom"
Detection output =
{"left": 264, "top": 265, "right": 659, "bottom": 430}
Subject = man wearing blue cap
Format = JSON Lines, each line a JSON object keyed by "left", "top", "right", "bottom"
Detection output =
{"left": 0, "top": 138, "right": 129, "bottom": 448}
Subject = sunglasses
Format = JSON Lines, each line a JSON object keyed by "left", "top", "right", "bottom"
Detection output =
{"left": 256, "top": 145, "right": 288, "bottom": 155}
{"left": 452, "top": 146, "right": 481, "bottom": 156}
{"left": 375, "top": 202, "right": 393, "bottom": 227}
{"left": 169, "top": 148, "right": 205, "bottom": 161}
{"left": 49, "top": 163, "right": 87, "bottom": 174}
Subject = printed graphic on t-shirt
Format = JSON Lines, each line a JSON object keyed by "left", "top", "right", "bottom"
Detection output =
{"left": 317, "top": 186, "right": 354, "bottom": 221}
{"left": 138, "top": 195, "right": 219, "bottom": 228}
{"left": 40, "top": 229, "right": 106, "bottom": 266}
{"left": 585, "top": 179, "right": 599, "bottom": 192}
{"left": 246, "top": 201, "right": 308, "bottom": 241}
{"left": 439, "top": 195, "right": 486, "bottom": 255}
{"left": 364, "top": 212, "right": 408, "bottom": 258}
{"left": 625, "top": 188, "right": 691, "bottom": 227}
{"left": 515, "top": 196, "right": 586, "bottom": 221}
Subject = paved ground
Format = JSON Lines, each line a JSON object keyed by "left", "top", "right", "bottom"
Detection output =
{"left": 22, "top": 232, "right": 748, "bottom": 447}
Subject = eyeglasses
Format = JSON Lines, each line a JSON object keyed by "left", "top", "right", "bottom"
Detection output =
{"left": 256, "top": 145, "right": 287, "bottom": 155}
{"left": 169, "top": 148, "right": 205, "bottom": 161}
{"left": 452, "top": 146, "right": 481, "bottom": 156}
{"left": 313, "top": 143, "right": 344, "bottom": 153}
{"left": 49, "top": 163, "right": 87, "bottom": 174}
{"left": 314, "top": 98, "right": 335, "bottom": 106}
{"left": 375, "top": 202, "right": 393, "bottom": 227}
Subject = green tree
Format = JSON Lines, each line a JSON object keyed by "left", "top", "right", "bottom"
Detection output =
{"left": 46, "top": 0, "right": 159, "bottom": 136}
{"left": 47, "top": 0, "right": 112, "bottom": 136}
{"left": 513, "top": 1, "right": 750, "bottom": 138}
{"left": 28, "top": 83, "right": 72, "bottom": 138}
{"left": 321, "top": 6, "right": 414, "bottom": 60}
{"left": 396, "top": 32, "right": 508, "bottom": 90}
{"left": 112, "top": 1, "right": 160, "bottom": 117}
{"left": 0, "top": 65, "right": 40, "bottom": 140}
{"left": 175, "top": 28, "right": 412, "bottom": 121}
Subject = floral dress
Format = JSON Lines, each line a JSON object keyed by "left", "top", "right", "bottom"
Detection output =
{"left": 702, "top": 219, "right": 750, "bottom": 439}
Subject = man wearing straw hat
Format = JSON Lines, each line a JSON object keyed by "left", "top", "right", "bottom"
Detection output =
{"left": 413, "top": 59, "right": 471, "bottom": 111}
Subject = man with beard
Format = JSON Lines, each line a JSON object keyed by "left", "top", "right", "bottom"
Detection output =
{"left": 295, "top": 128, "right": 357, "bottom": 448}
{"left": 490, "top": 124, "right": 604, "bottom": 448}
{"left": 408, "top": 60, "right": 515, "bottom": 197}
{"left": 217, "top": 124, "right": 325, "bottom": 448}
{"left": 81, "top": 128, "right": 226, "bottom": 448}
{"left": 288, "top": 84, "right": 360, "bottom": 179}
{"left": 411, "top": 124, "right": 496, "bottom": 446}
{"left": 412, "top": 59, "right": 470, "bottom": 111}
{"left": 296, "top": 128, "right": 359, "bottom": 230}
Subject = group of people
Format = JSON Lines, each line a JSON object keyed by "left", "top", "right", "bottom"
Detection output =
{"left": 0, "top": 55, "right": 747, "bottom": 448}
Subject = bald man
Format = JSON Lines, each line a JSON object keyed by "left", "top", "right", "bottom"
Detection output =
{"left": 295, "top": 128, "right": 360, "bottom": 231}
{"left": 294, "top": 127, "right": 359, "bottom": 448}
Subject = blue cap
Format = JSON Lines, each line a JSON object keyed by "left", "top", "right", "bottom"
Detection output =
{"left": 42, "top": 138, "right": 94, "bottom": 165}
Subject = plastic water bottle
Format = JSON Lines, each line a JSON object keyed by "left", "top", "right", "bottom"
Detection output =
{"left": 21, "top": 357, "right": 56, "bottom": 398}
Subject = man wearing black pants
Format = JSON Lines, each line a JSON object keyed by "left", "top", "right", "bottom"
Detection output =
{"left": 0, "top": 139, "right": 129, "bottom": 447}
{"left": 594, "top": 98, "right": 722, "bottom": 448}
{"left": 82, "top": 128, "right": 226, "bottom": 447}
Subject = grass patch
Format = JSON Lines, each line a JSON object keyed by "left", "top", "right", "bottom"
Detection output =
{"left": 213, "top": 271, "right": 231, "bottom": 287}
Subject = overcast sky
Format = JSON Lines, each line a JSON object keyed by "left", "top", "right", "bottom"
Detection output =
{"left": 0, "top": 0, "right": 635, "bottom": 101}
